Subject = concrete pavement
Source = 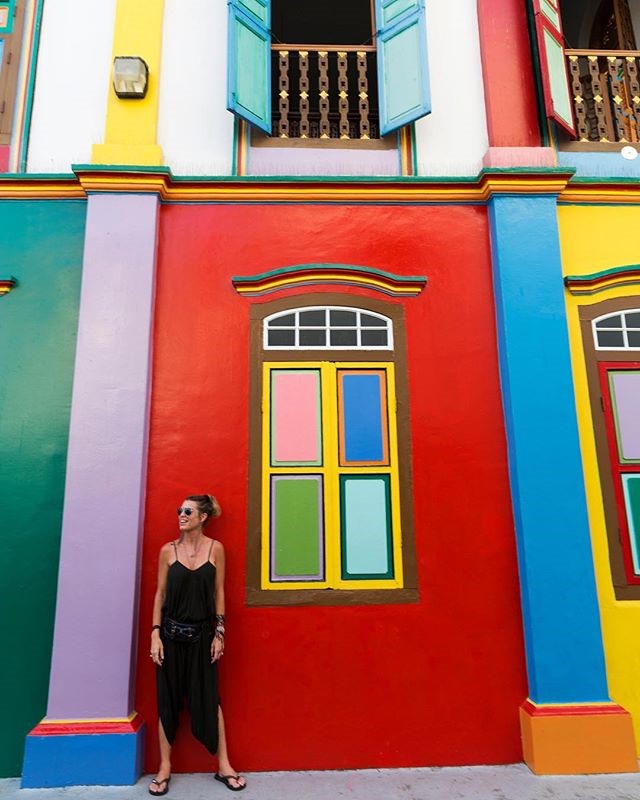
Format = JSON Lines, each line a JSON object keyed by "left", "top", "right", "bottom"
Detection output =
{"left": 2, "top": 764, "right": 640, "bottom": 800}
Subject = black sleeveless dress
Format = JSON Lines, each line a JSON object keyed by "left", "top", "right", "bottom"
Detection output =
{"left": 156, "top": 542, "right": 219, "bottom": 755}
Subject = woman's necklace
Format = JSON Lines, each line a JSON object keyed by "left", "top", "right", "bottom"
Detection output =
{"left": 181, "top": 533, "right": 203, "bottom": 559}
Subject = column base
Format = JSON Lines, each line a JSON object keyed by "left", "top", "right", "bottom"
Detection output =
{"left": 520, "top": 700, "right": 638, "bottom": 774}
{"left": 22, "top": 713, "right": 145, "bottom": 787}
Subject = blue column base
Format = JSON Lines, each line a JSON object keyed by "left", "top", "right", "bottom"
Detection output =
{"left": 22, "top": 715, "right": 145, "bottom": 788}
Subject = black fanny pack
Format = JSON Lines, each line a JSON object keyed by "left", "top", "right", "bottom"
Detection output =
{"left": 162, "top": 617, "right": 209, "bottom": 643}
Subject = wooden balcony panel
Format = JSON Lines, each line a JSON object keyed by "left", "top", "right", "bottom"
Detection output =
{"left": 272, "top": 45, "right": 379, "bottom": 141}
{"left": 564, "top": 50, "right": 640, "bottom": 144}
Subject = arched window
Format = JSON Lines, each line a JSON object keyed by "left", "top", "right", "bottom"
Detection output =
{"left": 246, "top": 295, "right": 417, "bottom": 606}
{"left": 580, "top": 299, "right": 640, "bottom": 598}
{"left": 593, "top": 309, "right": 640, "bottom": 350}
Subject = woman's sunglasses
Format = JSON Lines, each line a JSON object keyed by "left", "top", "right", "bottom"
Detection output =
{"left": 176, "top": 507, "right": 196, "bottom": 517}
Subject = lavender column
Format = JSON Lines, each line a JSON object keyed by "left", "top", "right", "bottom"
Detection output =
{"left": 22, "top": 193, "right": 158, "bottom": 787}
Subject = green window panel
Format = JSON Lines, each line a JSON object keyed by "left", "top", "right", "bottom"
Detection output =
{"left": 271, "top": 475, "right": 324, "bottom": 581}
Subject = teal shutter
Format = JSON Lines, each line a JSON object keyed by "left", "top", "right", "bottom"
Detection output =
{"left": 374, "top": 0, "right": 431, "bottom": 136}
{"left": 227, "top": 0, "right": 272, "bottom": 134}
{"left": 532, "top": 0, "right": 575, "bottom": 135}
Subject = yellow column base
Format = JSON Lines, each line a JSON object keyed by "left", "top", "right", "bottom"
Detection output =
{"left": 520, "top": 700, "right": 638, "bottom": 774}
{"left": 91, "top": 143, "right": 164, "bottom": 167}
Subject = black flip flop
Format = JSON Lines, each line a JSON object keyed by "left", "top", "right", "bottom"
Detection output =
{"left": 215, "top": 773, "right": 247, "bottom": 791}
{"left": 148, "top": 775, "right": 171, "bottom": 796}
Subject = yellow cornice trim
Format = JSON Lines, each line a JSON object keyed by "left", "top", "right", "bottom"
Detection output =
{"left": 0, "top": 168, "right": 577, "bottom": 203}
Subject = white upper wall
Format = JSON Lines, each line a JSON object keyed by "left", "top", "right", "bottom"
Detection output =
{"left": 27, "top": 0, "right": 115, "bottom": 173}
{"left": 415, "top": 0, "right": 487, "bottom": 176}
{"left": 158, "top": 0, "right": 234, "bottom": 176}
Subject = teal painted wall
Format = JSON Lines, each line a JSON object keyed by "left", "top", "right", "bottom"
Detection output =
{"left": 0, "top": 200, "right": 86, "bottom": 777}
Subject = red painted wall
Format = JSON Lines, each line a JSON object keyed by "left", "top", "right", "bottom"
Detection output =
{"left": 136, "top": 203, "right": 528, "bottom": 772}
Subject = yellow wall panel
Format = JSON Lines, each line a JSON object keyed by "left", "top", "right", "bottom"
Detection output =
{"left": 92, "top": 0, "right": 164, "bottom": 165}
{"left": 559, "top": 204, "right": 640, "bottom": 753}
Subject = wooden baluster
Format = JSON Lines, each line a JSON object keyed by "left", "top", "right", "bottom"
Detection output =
{"left": 357, "top": 51, "right": 370, "bottom": 139}
{"left": 278, "top": 50, "right": 289, "bottom": 138}
{"left": 568, "top": 55, "right": 589, "bottom": 141}
{"left": 607, "top": 55, "right": 628, "bottom": 141}
{"left": 588, "top": 55, "right": 614, "bottom": 141}
{"left": 298, "top": 50, "right": 310, "bottom": 138}
{"left": 625, "top": 55, "right": 640, "bottom": 143}
{"left": 337, "top": 51, "right": 350, "bottom": 139}
{"left": 318, "top": 50, "right": 330, "bottom": 138}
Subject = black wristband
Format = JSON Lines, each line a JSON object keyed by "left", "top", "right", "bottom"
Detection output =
{"left": 151, "top": 624, "right": 161, "bottom": 632}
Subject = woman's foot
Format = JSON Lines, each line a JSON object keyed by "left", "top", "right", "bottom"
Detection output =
{"left": 148, "top": 771, "right": 171, "bottom": 795}
{"left": 214, "top": 772, "right": 246, "bottom": 791}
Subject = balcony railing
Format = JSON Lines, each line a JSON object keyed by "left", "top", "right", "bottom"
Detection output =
{"left": 271, "top": 44, "right": 379, "bottom": 140}
{"left": 566, "top": 49, "right": 640, "bottom": 143}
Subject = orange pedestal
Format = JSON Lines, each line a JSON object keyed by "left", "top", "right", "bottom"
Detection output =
{"left": 520, "top": 700, "right": 638, "bottom": 774}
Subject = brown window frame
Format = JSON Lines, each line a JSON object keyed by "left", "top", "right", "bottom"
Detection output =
{"left": 0, "top": 0, "right": 25, "bottom": 146}
{"left": 579, "top": 295, "right": 640, "bottom": 599}
{"left": 245, "top": 293, "right": 418, "bottom": 607}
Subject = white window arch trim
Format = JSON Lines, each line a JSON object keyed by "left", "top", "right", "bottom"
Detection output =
{"left": 593, "top": 308, "right": 640, "bottom": 351}
{"left": 264, "top": 305, "right": 394, "bottom": 350}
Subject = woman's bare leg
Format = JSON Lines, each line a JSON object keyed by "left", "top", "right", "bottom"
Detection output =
{"left": 149, "top": 720, "right": 172, "bottom": 794}
{"left": 216, "top": 706, "right": 246, "bottom": 789}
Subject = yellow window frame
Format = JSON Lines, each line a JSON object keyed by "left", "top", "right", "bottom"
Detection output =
{"left": 261, "top": 360, "right": 404, "bottom": 590}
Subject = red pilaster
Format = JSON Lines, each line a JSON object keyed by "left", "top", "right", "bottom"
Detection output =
{"left": 477, "top": 0, "right": 541, "bottom": 147}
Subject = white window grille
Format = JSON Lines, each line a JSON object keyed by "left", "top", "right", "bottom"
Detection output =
{"left": 593, "top": 310, "right": 640, "bottom": 350}
{"left": 264, "top": 306, "right": 393, "bottom": 350}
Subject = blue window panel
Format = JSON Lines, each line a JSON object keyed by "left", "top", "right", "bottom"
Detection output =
{"left": 374, "top": 0, "right": 431, "bottom": 135}
{"left": 340, "top": 476, "right": 393, "bottom": 579}
{"left": 227, "top": 0, "right": 271, "bottom": 134}
{"left": 340, "top": 372, "right": 387, "bottom": 464}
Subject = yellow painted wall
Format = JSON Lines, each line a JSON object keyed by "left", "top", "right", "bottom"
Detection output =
{"left": 92, "top": 0, "right": 164, "bottom": 165}
{"left": 559, "top": 204, "right": 640, "bottom": 753}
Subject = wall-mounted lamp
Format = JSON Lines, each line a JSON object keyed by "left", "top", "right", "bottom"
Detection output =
{"left": 112, "top": 56, "right": 149, "bottom": 99}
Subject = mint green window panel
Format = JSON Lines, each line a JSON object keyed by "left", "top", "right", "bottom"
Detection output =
{"left": 623, "top": 476, "right": 640, "bottom": 575}
{"left": 271, "top": 476, "right": 324, "bottom": 582}
{"left": 532, "top": 0, "right": 575, "bottom": 135}
{"left": 227, "top": 0, "right": 272, "bottom": 134}
{"left": 340, "top": 475, "right": 393, "bottom": 579}
{"left": 375, "top": 0, "right": 431, "bottom": 135}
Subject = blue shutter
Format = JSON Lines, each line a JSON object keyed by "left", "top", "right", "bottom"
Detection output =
{"left": 374, "top": 0, "right": 431, "bottom": 136}
{"left": 227, "top": 0, "right": 272, "bottom": 134}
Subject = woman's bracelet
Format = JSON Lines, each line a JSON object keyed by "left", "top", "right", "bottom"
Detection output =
{"left": 151, "top": 624, "right": 161, "bottom": 633}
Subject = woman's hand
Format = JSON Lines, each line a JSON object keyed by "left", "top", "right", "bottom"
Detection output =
{"left": 211, "top": 634, "right": 224, "bottom": 663}
{"left": 150, "top": 631, "right": 164, "bottom": 666}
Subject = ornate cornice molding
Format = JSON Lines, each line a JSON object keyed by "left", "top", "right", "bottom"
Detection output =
{"left": 232, "top": 264, "right": 427, "bottom": 297}
{"left": 564, "top": 264, "right": 640, "bottom": 295}
{"left": 0, "top": 166, "right": 580, "bottom": 204}
{"left": 0, "top": 276, "right": 17, "bottom": 295}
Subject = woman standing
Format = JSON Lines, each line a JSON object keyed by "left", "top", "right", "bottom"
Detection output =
{"left": 148, "top": 494, "right": 246, "bottom": 795}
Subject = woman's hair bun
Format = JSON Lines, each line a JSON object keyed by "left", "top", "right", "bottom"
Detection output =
{"left": 185, "top": 494, "right": 222, "bottom": 524}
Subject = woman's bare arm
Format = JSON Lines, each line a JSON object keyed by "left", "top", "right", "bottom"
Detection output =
{"left": 150, "top": 543, "right": 172, "bottom": 666}
{"left": 211, "top": 540, "right": 226, "bottom": 662}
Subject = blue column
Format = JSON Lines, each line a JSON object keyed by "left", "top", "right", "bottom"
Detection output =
{"left": 488, "top": 193, "right": 608, "bottom": 703}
